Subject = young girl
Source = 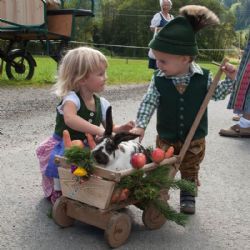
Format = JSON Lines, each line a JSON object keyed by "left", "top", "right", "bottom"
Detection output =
{"left": 36, "top": 47, "right": 134, "bottom": 204}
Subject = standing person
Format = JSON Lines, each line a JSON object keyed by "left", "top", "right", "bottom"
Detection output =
{"left": 148, "top": 0, "right": 174, "bottom": 70}
{"left": 219, "top": 33, "right": 250, "bottom": 137}
{"left": 131, "top": 5, "right": 237, "bottom": 214}
{"left": 36, "top": 47, "right": 134, "bottom": 204}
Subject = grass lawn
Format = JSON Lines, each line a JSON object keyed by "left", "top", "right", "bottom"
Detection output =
{"left": 0, "top": 56, "right": 236, "bottom": 87}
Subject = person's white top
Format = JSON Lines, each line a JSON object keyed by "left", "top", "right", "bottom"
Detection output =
{"left": 150, "top": 12, "right": 173, "bottom": 28}
{"left": 57, "top": 91, "right": 110, "bottom": 122}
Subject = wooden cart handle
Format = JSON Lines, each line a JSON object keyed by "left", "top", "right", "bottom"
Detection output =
{"left": 173, "top": 58, "right": 229, "bottom": 173}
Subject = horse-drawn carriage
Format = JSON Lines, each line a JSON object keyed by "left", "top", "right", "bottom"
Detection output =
{"left": 0, "top": 0, "right": 94, "bottom": 80}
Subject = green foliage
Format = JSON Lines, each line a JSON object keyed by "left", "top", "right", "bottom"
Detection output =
{"left": 90, "top": 0, "right": 238, "bottom": 60}
{"left": 153, "top": 199, "right": 188, "bottom": 226}
{"left": 64, "top": 146, "right": 94, "bottom": 172}
{"left": 222, "top": 0, "right": 250, "bottom": 30}
{"left": 118, "top": 165, "right": 196, "bottom": 226}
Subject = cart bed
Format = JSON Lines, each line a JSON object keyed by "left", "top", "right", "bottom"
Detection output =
{"left": 56, "top": 156, "right": 178, "bottom": 210}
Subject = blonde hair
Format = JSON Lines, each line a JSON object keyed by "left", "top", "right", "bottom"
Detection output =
{"left": 53, "top": 47, "right": 108, "bottom": 97}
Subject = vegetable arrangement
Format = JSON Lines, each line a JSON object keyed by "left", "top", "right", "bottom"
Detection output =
{"left": 63, "top": 130, "right": 95, "bottom": 178}
{"left": 64, "top": 146, "right": 94, "bottom": 178}
{"left": 114, "top": 166, "right": 196, "bottom": 226}
{"left": 62, "top": 130, "right": 100, "bottom": 177}
{"left": 63, "top": 130, "right": 84, "bottom": 149}
{"left": 130, "top": 146, "right": 175, "bottom": 170}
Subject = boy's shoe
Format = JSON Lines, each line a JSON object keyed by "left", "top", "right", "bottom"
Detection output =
{"left": 180, "top": 190, "right": 195, "bottom": 214}
{"left": 50, "top": 190, "right": 62, "bottom": 205}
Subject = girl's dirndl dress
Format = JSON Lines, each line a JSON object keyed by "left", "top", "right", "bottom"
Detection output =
{"left": 36, "top": 92, "right": 109, "bottom": 198}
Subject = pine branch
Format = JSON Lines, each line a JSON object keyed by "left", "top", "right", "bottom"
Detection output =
{"left": 173, "top": 179, "right": 196, "bottom": 195}
{"left": 153, "top": 199, "right": 188, "bottom": 226}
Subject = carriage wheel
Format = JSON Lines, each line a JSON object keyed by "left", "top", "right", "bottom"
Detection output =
{"left": 6, "top": 51, "right": 35, "bottom": 80}
{"left": 52, "top": 196, "right": 74, "bottom": 227}
{"left": 104, "top": 213, "right": 132, "bottom": 248}
{"left": 142, "top": 203, "right": 167, "bottom": 230}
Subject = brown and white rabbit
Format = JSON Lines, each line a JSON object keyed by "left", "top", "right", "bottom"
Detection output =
{"left": 91, "top": 106, "right": 149, "bottom": 171}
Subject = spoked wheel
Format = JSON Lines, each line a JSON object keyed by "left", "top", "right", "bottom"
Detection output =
{"left": 6, "top": 51, "right": 35, "bottom": 80}
{"left": 142, "top": 203, "right": 167, "bottom": 230}
{"left": 104, "top": 212, "right": 132, "bottom": 248}
{"left": 52, "top": 196, "right": 74, "bottom": 227}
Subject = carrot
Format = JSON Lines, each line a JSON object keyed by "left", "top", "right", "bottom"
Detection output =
{"left": 119, "top": 188, "right": 130, "bottom": 201}
{"left": 63, "top": 130, "right": 72, "bottom": 148}
{"left": 111, "top": 189, "right": 122, "bottom": 203}
{"left": 71, "top": 140, "right": 84, "bottom": 148}
{"left": 165, "top": 146, "right": 175, "bottom": 159}
{"left": 85, "top": 133, "right": 96, "bottom": 149}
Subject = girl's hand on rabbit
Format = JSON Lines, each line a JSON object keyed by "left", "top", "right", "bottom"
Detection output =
{"left": 113, "top": 120, "right": 135, "bottom": 133}
{"left": 129, "top": 127, "right": 145, "bottom": 143}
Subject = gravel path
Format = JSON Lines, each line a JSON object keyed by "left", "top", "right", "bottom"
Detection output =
{"left": 0, "top": 85, "right": 250, "bottom": 250}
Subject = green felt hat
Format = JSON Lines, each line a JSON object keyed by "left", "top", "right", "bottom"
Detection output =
{"left": 149, "top": 16, "right": 198, "bottom": 56}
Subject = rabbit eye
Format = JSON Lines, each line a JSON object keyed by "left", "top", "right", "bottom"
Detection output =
{"left": 105, "top": 142, "right": 115, "bottom": 154}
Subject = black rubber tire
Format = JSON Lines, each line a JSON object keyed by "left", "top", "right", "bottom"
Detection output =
{"left": 6, "top": 51, "right": 35, "bottom": 80}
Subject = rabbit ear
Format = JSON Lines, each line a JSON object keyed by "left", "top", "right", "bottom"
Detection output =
{"left": 113, "top": 132, "right": 139, "bottom": 146}
{"left": 104, "top": 106, "right": 113, "bottom": 136}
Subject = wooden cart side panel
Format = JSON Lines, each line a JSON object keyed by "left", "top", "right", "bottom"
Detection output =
{"left": 0, "top": 0, "right": 45, "bottom": 27}
{"left": 58, "top": 167, "right": 116, "bottom": 209}
{"left": 47, "top": 14, "right": 73, "bottom": 37}
{"left": 55, "top": 156, "right": 122, "bottom": 182}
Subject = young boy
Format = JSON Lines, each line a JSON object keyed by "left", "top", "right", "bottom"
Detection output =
{"left": 130, "top": 5, "right": 237, "bottom": 214}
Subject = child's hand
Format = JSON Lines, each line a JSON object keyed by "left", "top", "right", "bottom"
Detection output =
{"left": 221, "top": 62, "right": 237, "bottom": 81}
{"left": 129, "top": 127, "right": 145, "bottom": 143}
{"left": 113, "top": 120, "right": 135, "bottom": 133}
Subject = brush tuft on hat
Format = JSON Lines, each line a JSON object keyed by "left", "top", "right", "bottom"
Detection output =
{"left": 179, "top": 5, "right": 220, "bottom": 33}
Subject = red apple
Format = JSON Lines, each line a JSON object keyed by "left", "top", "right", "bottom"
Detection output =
{"left": 151, "top": 148, "right": 165, "bottom": 163}
{"left": 130, "top": 153, "right": 146, "bottom": 169}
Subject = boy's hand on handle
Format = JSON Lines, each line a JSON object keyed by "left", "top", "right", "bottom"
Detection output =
{"left": 129, "top": 127, "right": 145, "bottom": 143}
{"left": 221, "top": 62, "right": 237, "bottom": 81}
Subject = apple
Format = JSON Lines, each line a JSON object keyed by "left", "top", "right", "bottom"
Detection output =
{"left": 130, "top": 153, "right": 146, "bottom": 169}
{"left": 151, "top": 148, "right": 165, "bottom": 163}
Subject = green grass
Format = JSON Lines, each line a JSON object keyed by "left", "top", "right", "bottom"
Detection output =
{"left": 0, "top": 56, "right": 234, "bottom": 87}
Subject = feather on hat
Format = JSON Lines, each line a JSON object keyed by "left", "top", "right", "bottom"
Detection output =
{"left": 179, "top": 5, "right": 220, "bottom": 32}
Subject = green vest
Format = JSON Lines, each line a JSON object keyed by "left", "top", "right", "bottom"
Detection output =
{"left": 155, "top": 69, "right": 209, "bottom": 142}
{"left": 54, "top": 93, "right": 102, "bottom": 141}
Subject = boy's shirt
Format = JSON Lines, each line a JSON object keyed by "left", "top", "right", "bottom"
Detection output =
{"left": 136, "top": 62, "right": 235, "bottom": 129}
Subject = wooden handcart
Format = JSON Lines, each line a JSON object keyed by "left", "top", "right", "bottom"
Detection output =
{"left": 52, "top": 60, "right": 227, "bottom": 248}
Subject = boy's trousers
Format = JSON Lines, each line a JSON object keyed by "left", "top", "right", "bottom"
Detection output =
{"left": 156, "top": 136, "right": 206, "bottom": 183}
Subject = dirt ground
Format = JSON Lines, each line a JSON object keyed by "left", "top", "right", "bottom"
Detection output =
{"left": 0, "top": 85, "right": 250, "bottom": 250}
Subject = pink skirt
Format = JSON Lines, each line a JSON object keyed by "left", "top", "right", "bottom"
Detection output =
{"left": 36, "top": 136, "right": 59, "bottom": 197}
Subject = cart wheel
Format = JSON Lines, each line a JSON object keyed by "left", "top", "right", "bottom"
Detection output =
{"left": 52, "top": 196, "right": 74, "bottom": 227}
{"left": 104, "top": 213, "right": 132, "bottom": 248}
{"left": 6, "top": 51, "right": 35, "bottom": 80}
{"left": 142, "top": 203, "right": 167, "bottom": 230}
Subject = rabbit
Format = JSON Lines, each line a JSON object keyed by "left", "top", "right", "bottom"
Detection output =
{"left": 91, "top": 106, "right": 150, "bottom": 171}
